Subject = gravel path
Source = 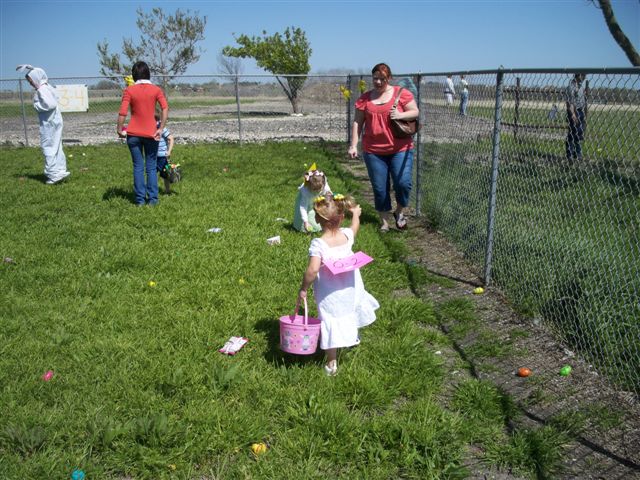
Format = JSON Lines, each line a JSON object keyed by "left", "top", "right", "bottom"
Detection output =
{"left": 1, "top": 100, "right": 509, "bottom": 147}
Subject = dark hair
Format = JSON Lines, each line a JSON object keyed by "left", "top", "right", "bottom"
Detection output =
{"left": 372, "top": 63, "right": 392, "bottom": 80}
{"left": 131, "top": 61, "right": 151, "bottom": 81}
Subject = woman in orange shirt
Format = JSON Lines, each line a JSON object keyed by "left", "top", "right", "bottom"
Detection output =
{"left": 117, "top": 61, "right": 169, "bottom": 206}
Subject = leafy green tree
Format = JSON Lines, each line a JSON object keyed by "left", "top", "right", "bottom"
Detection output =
{"left": 97, "top": 7, "right": 207, "bottom": 90}
{"left": 223, "top": 27, "right": 312, "bottom": 113}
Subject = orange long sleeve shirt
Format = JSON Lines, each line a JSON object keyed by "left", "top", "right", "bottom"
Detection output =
{"left": 118, "top": 83, "right": 168, "bottom": 138}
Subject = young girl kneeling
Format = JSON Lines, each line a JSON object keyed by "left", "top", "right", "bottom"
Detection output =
{"left": 298, "top": 194, "right": 379, "bottom": 376}
{"left": 293, "top": 166, "right": 332, "bottom": 233}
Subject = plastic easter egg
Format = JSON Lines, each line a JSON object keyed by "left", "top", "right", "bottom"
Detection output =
{"left": 517, "top": 367, "right": 531, "bottom": 377}
{"left": 148, "top": 281, "right": 156, "bottom": 287}
{"left": 473, "top": 287, "right": 485, "bottom": 295}
{"left": 251, "top": 442, "right": 267, "bottom": 455}
{"left": 42, "top": 370, "right": 54, "bottom": 381}
{"left": 71, "top": 469, "right": 85, "bottom": 480}
{"left": 559, "top": 365, "right": 572, "bottom": 376}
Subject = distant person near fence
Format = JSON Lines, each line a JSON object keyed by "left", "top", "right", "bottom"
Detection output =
{"left": 565, "top": 73, "right": 587, "bottom": 161}
{"left": 459, "top": 75, "right": 469, "bottom": 116}
{"left": 444, "top": 74, "right": 455, "bottom": 106}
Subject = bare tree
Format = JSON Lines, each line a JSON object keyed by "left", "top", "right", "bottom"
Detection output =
{"left": 590, "top": 0, "right": 640, "bottom": 66}
{"left": 97, "top": 7, "right": 207, "bottom": 90}
{"left": 217, "top": 51, "right": 243, "bottom": 76}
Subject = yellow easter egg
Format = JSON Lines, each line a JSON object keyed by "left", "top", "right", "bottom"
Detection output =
{"left": 251, "top": 442, "right": 267, "bottom": 455}
{"left": 148, "top": 281, "right": 157, "bottom": 287}
{"left": 473, "top": 287, "right": 484, "bottom": 295}
{"left": 239, "top": 278, "right": 246, "bottom": 285}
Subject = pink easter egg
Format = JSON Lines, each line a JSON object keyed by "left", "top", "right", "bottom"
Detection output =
{"left": 41, "top": 370, "right": 54, "bottom": 381}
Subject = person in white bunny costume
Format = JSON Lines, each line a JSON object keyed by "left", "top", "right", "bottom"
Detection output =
{"left": 16, "top": 64, "right": 70, "bottom": 184}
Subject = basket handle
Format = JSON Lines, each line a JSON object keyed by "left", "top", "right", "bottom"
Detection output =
{"left": 293, "top": 297, "right": 309, "bottom": 326}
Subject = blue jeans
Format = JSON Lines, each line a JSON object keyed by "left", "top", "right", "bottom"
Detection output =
{"left": 363, "top": 149, "right": 414, "bottom": 212}
{"left": 566, "top": 108, "right": 585, "bottom": 160}
{"left": 459, "top": 91, "right": 469, "bottom": 115}
{"left": 127, "top": 135, "right": 159, "bottom": 205}
{"left": 157, "top": 156, "right": 169, "bottom": 177}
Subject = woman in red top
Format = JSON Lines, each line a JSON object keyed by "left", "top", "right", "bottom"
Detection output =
{"left": 348, "top": 63, "right": 419, "bottom": 232}
{"left": 117, "top": 61, "right": 169, "bottom": 206}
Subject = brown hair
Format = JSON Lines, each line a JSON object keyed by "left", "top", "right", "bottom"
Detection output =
{"left": 306, "top": 175, "right": 325, "bottom": 192}
{"left": 313, "top": 194, "right": 356, "bottom": 231}
{"left": 372, "top": 63, "right": 392, "bottom": 80}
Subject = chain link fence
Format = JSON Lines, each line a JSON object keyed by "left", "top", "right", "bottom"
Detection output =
{"left": 1, "top": 68, "right": 638, "bottom": 397}
{"left": 410, "top": 68, "right": 639, "bottom": 396}
{"left": 0, "top": 74, "right": 349, "bottom": 146}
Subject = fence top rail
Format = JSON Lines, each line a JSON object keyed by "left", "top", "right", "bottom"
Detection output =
{"left": 416, "top": 67, "right": 640, "bottom": 77}
{"left": 3, "top": 67, "right": 638, "bottom": 83}
{"left": 1, "top": 73, "right": 357, "bottom": 82}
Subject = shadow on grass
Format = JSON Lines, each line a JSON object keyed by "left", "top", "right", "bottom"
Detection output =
{"left": 254, "top": 317, "right": 323, "bottom": 367}
{"left": 15, "top": 173, "right": 46, "bottom": 183}
{"left": 423, "top": 267, "right": 481, "bottom": 287}
{"left": 102, "top": 186, "right": 136, "bottom": 204}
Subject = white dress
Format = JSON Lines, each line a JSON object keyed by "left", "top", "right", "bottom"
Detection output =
{"left": 292, "top": 181, "right": 331, "bottom": 233}
{"left": 309, "top": 228, "right": 379, "bottom": 349}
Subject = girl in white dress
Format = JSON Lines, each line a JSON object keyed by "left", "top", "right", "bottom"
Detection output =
{"left": 292, "top": 164, "right": 332, "bottom": 233}
{"left": 297, "top": 194, "right": 379, "bottom": 376}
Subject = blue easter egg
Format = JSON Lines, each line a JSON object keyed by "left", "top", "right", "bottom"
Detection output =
{"left": 71, "top": 469, "right": 85, "bottom": 480}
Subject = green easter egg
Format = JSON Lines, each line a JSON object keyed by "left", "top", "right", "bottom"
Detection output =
{"left": 559, "top": 365, "right": 572, "bottom": 376}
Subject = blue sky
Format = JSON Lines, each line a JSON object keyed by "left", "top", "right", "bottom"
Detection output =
{"left": 1, "top": 0, "right": 638, "bottom": 79}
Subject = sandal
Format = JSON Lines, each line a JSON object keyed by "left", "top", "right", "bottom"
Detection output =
{"left": 324, "top": 360, "right": 338, "bottom": 376}
{"left": 394, "top": 212, "right": 408, "bottom": 230}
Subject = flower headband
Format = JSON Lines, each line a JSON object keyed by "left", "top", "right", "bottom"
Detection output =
{"left": 314, "top": 195, "right": 326, "bottom": 204}
{"left": 333, "top": 193, "right": 345, "bottom": 201}
{"left": 304, "top": 170, "right": 325, "bottom": 182}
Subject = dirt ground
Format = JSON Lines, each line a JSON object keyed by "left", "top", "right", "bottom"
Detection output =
{"left": 335, "top": 148, "right": 640, "bottom": 480}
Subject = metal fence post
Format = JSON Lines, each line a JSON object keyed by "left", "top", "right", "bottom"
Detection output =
{"left": 483, "top": 70, "right": 504, "bottom": 286}
{"left": 235, "top": 74, "right": 242, "bottom": 145}
{"left": 18, "top": 79, "right": 29, "bottom": 147}
{"left": 514, "top": 76, "right": 520, "bottom": 140}
{"left": 346, "top": 75, "right": 351, "bottom": 145}
{"left": 415, "top": 73, "right": 422, "bottom": 215}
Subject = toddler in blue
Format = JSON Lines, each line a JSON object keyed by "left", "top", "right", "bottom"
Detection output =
{"left": 155, "top": 114, "right": 175, "bottom": 194}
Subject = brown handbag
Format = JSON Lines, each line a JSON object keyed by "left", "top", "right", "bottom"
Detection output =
{"left": 390, "top": 87, "right": 419, "bottom": 138}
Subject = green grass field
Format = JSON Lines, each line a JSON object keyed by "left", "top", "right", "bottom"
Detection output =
{"left": 0, "top": 141, "right": 583, "bottom": 479}
{"left": 466, "top": 104, "right": 640, "bottom": 164}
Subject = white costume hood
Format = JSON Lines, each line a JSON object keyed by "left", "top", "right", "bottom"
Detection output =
{"left": 16, "top": 64, "right": 58, "bottom": 112}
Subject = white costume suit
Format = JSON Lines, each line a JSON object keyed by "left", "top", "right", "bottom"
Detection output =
{"left": 444, "top": 76, "right": 455, "bottom": 105}
{"left": 23, "top": 67, "right": 68, "bottom": 183}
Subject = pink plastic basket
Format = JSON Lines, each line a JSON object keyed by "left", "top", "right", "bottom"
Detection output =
{"left": 279, "top": 298, "right": 321, "bottom": 355}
